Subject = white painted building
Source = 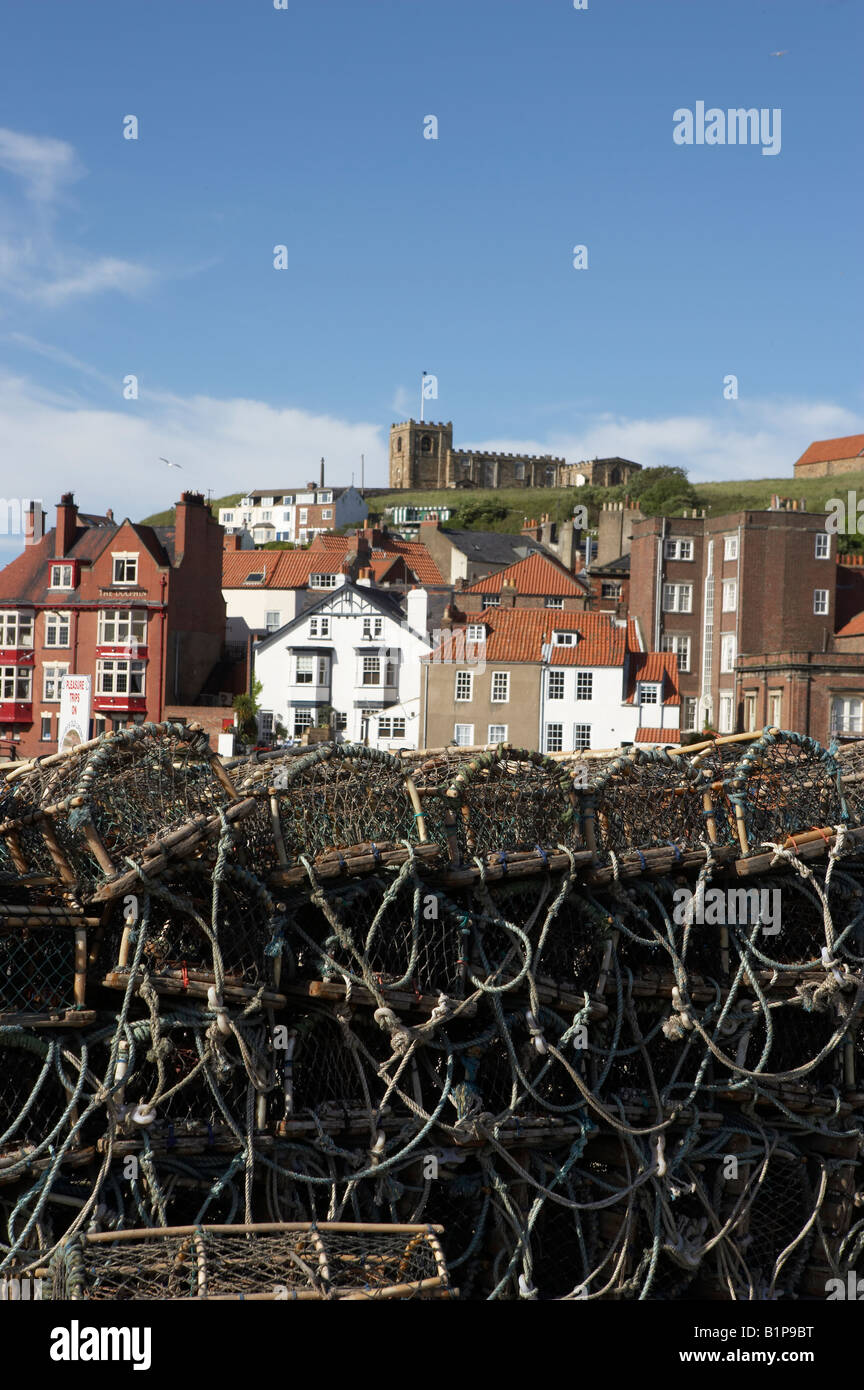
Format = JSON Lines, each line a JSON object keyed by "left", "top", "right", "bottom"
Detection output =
{"left": 254, "top": 581, "right": 432, "bottom": 749}
{"left": 219, "top": 485, "right": 368, "bottom": 545}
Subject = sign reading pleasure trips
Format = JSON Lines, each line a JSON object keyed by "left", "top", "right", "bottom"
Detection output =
{"left": 58, "top": 674, "right": 92, "bottom": 752}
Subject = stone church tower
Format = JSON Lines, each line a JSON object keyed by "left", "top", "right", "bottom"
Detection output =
{"left": 389, "top": 421, "right": 454, "bottom": 489}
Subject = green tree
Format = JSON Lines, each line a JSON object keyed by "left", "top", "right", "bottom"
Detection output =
{"left": 233, "top": 678, "right": 263, "bottom": 744}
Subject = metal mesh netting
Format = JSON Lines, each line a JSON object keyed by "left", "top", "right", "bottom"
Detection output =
{"left": 49, "top": 1223, "right": 450, "bottom": 1300}
{"left": 1, "top": 724, "right": 864, "bottom": 1301}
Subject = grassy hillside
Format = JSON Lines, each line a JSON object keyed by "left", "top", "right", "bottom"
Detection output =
{"left": 139, "top": 473, "right": 864, "bottom": 534}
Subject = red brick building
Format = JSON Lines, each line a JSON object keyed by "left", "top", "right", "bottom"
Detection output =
{"left": 628, "top": 508, "right": 841, "bottom": 737}
{"left": 0, "top": 491, "right": 227, "bottom": 756}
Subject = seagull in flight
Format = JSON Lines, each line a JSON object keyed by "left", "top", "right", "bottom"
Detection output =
{"left": 770, "top": 50, "right": 788, "bottom": 57}
{"left": 159, "top": 457, "right": 182, "bottom": 468}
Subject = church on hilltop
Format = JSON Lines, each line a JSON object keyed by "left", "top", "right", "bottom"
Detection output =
{"left": 388, "top": 420, "right": 641, "bottom": 491}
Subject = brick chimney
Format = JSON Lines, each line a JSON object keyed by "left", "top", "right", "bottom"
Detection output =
{"left": 500, "top": 581, "right": 518, "bottom": 609}
{"left": 223, "top": 533, "right": 242, "bottom": 552}
{"left": 55, "top": 492, "right": 78, "bottom": 558}
{"left": 175, "top": 491, "right": 209, "bottom": 561}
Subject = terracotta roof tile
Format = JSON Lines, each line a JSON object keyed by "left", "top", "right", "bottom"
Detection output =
{"left": 795, "top": 434, "right": 864, "bottom": 468}
{"left": 635, "top": 728, "right": 682, "bottom": 744}
{"left": 426, "top": 609, "right": 641, "bottom": 666}
{"left": 465, "top": 552, "right": 586, "bottom": 597}
{"left": 625, "top": 652, "right": 681, "bottom": 705}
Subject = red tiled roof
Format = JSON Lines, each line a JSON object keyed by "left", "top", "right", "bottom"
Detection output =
{"left": 635, "top": 728, "right": 682, "bottom": 744}
{"left": 426, "top": 608, "right": 641, "bottom": 666}
{"left": 465, "top": 552, "right": 586, "bottom": 597}
{"left": 625, "top": 652, "right": 681, "bottom": 705}
{"left": 795, "top": 434, "right": 864, "bottom": 468}
{"left": 835, "top": 611, "right": 864, "bottom": 638}
{"left": 306, "top": 533, "right": 445, "bottom": 585}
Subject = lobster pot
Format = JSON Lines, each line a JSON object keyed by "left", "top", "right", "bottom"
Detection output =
{"left": 283, "top": 873, "right": 466, "bottom": 998}
{"left": 0, "top": 1033, "right": 83, "bottom": 1175}
{"left": 590, "top": 996, "right": 707, "bottom": 1103}
{"left": 730, "top": 1150, "right": 815, "bottom": 1299}
{"left": 236, "top": 744, "right": 421, "bottom": 869}
{"left": 726, "top": 998, "right": 845, "bottom": 1095}
{"left": 99, "top": 863, "right": 283, "bottom": 997}
{"left": 474, "top": 875, "right": 605, "bottom": 994}
{"left": 585, "top": 748, "right": 724, "bottom": 859}
{"left": 0, "top": 722, "right": 236, "bottom": 896}
{"left": 288, "top": 1009, "right": 417, "bottom": 1124}
{"left": 446, "top": 749, "right": 581, "bottom": 864}
{"left": 49, "top": 1222, "right": 452, "bottom": 1300}
{"left": 97, "top": 1021, "right": 261, "bottom": 1145}
{"left": 0, "top": 922, "right": 80, "bottom": 1023}
{"left": 728, "top": 731, "right": 848, "bottom": 853}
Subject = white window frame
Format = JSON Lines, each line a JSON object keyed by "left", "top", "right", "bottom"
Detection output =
{"left": 664, "top": 538, "right": 693, "bottom": 561}
{"left": 720, "top": 633, "right": 737, "bottom": 673}
{"left": 547, "top": 670, "right": 565, "bottom": 701}
{"left": 293, "top": 708, "right": 314, "bottom": 737}
{"left": 683, "top": 697, "right": 698, "bottom": 732}
{"left": 362, "top": 617, "right": 383, "bottom": 641}
{"left": 49, "top": 564, "right": 74, "bottom": 590}
{"left": 0, "top": 611, "right": 34, "bottom": 648}
{"left": 553, "top": 631, "right": 575, "bottom": 646}
{"left": 723, "top": 535, "right": 738, "bottom": 562}
{"left": 831, "top": 696, "right": 863, "bottom": 736}
{"left": 98, "top": 609, "right": 146, "bottom": 646}
{"left": 661, "top": 634, "right": 690, "bottom": 673}
{"left": 814, "top": 589, "right": 829, "bottom": 616}
{"left": 490, "top": 671, "right": 510, "bottom": 704}
{"left": 43, "top": 663, "right": 69, "bottom": 702}
{"left": 815, "top": 533, "right": 830, "bottom": 559}
{"left": 466, "top": 624, "right": 486, "bottom": 642}
{"left": 112, "top": 553, "right": 139, "bottom": 586}
{"left": 488, "top": 723, "right": 508, "bottom": 744}
{"left": 40, "top": 713, "right": 52, "bottom": 741}
{"left": 721, "top": 580, "right": 737, "bottom": 612}
{"left": 265, "top": 611, "right": 281, "bottom": 632}
{"left": 544, "top": 597, "right": 564, "bottom": 609}
{"left": 310, "top": 573, "right": 339, "bottom": 589}
{"left": 544, "top": 723, "right": 564, "bottom": 754}
{"left": 308, "top": 617, "right": 330, "bottom": 638}
{"left": 295, "top": 654, "right": 314, "bottom": 684}
{"left": 575, "top": 671, "right": 593, "bottom": 701}
{"left": 0, "top": 666, "right": 32, "bottom": 700}
{"left": 455, "top": 670, "right": 473, "bottom": 702}
{"left": 662, "top": 583, "right": 693, "bottom": 613}
{"left": 95, "top": 659, "right": 146, "bottom": 697}
{"left": 573, "top": 723, "right": 591, "bottom": 751}
{"left": 638, "top": 682, "right": 661, "bottom": 706}
{"left": 453, "top": 723, "right": 474, "bottom": 747}
{"left": 321, "top": 509, "right": 332, "bottom": 520}
{"left": 718, "top": 694, "right": 734, "bottom": 734}
{"left": 769, "top": 691, "right": 782, "bottom": 727}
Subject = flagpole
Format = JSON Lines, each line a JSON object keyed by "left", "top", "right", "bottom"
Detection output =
{"left": 420, "top": 371, "right": 426, "bottom": 424}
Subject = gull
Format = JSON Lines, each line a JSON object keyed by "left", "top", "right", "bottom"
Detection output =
{"left": 770, "top": 50, "right": 788, "bottom": 57}
{"left": 159, "top": 457, "right": 182, "bottom": 468}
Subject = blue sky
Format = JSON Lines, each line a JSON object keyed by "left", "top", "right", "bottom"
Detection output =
{"left": 0, "top": 0, "right": 861, "bottom": 552}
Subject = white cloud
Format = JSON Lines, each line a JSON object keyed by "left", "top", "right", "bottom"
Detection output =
{"left": 465, "top": 399, "right": 862, "bottom": 483}
{"left": 0, "top": 128, "right": 83, "bottom": 202}
{"left": 0, "top": 127, "right": 154, "bottom": 304}
{"left": 0, "top": 369, "right": 389, "bottom": 530}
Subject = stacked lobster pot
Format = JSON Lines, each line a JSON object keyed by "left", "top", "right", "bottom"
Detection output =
{"left": 3, "top": 721, "right": 864, "bottom": 1300}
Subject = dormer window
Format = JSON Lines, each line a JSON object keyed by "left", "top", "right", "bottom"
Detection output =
{"left": 112, "top": 554, "right": 138, "bottom": 585}
{"left": 467, "top": 624, "right": 486, "bottom": 642}
{"left": 638, "top": 682, "right": 661, "bottom": 706}
{"left": 50, "top": 563, "right": 75, "bottom": 589}
{"left": 553, "top": 631, "right": 576, "bottom": 646}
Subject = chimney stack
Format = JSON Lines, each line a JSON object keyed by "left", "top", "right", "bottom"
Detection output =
{"left": 320, "top": 457, "right": 325, "bottom": 489}
{"left": 55, "top": 492, "right": 78, "bottom": 558}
